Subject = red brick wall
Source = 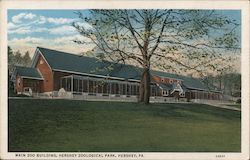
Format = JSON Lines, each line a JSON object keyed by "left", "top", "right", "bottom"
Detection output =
{"left": 15, "top": 74, "right": 23, "bottom": 93}
{"left": 152, "top": 76, "right": 180, "bottom": 84}
{"left": 35, "top": 55, "right": 53, "bottom": 92}
{"left": 152, "top": 76, "right": 161, "bottom": 83}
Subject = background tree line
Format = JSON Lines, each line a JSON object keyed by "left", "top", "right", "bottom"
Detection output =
{"left": 8, "top": 46, "right": 32, "bottom": 74}
{"left": 8, "top": 46, "right": 32, "bottom": 91}
{"left": 203, "top": 73, "right": 241, "bottom": 97}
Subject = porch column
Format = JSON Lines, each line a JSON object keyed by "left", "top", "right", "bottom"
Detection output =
{"left": 119, "top": 83, "right": 122, "bottom": 95}
{"left": 96, "top": 81, "right": 98, "bottom": 94}
{"left": 130, "top": 83, "right": 132, "bottom": 95}
{"left": 71, "top": 75, "right": 73, "bottom": 93}
{"left": 65, "top": 78, "right": 67, "bottom": 91}
{"left": 87, "top": 77, "right": 89, "bottom": 93}
{"left": 109, "top": 81, "right": 112, "bottom": 94}
{"left": 125, "top": 82, "right": 127, "bottom": 95}
{"left": 77, "top": 79, "right": 79, "bottom": 92}
{"left": 59, "top": 78, "right": 62, "bottom": 89}
{"left": 102, "top": 81, "right": 104, "bottom": 94}
{"left": 82, "top": 77, "right": 83, "bottom": 94}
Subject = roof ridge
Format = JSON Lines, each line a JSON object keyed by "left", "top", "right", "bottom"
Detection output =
{"left": 37, "top": 46, "right": 100, "bottom": 61}
{"left": 15, "top": 65, "right": 33, "bottom": 69}
{"left": 37, "top": 46, "right": 143, "bottom": 71}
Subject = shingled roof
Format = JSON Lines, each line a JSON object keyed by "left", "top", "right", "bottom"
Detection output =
{"left": 14, "top": 66, "right": 43, "bottom": 80}
{"left": 36, "top": 47, "right": 212, "bottom": 91}
{"left": 37, "top": 47, "right": 143, "bottom": 80}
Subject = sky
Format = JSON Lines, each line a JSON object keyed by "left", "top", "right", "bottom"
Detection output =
{"left": 8, "top": 10, "right": 92, "bottom": 56}
{"left": 7, "top": 9, "right": 241, "bottom": 63}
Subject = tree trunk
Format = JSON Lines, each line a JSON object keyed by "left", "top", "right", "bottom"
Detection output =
{"left": 143, "top": 68, "right": 150, "bottom": 104}
{"left": 139, "top": 74, "right": 145, "bottom": 102}
{"left": 139, "top": 68, "right": 150, "bottom": 104}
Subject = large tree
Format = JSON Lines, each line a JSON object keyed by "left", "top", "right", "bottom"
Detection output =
{"left": 73, "top": 9, "right": 240, "bottom": 104}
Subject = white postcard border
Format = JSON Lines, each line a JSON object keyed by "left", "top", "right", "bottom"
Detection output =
{"left": 0, "top": 1, "right": 249, "bottom": 160}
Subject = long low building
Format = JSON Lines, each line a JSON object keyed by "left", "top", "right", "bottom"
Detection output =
{"left": 11, "top": 47, "right": 222, "bottom": 101}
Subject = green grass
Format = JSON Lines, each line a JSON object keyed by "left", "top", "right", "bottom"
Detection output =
{"left": 8, "top": 88, "right": 16, "bottom": 97}
{"left": 226, "top": 104, "right": 241, "bottom": 108}
{"left": 8, "top": 88, "right": 30, "bottom": 97}
{"left": 8, "top": 99, "right": 241, "bottom": 152}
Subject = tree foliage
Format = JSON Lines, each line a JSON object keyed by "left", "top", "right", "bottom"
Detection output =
{"left": 8, "top": 46, "right": 32, "bottom": 73}
{"left": 73, "top": 9, "right": 240, "bottom": 104}
{"left": 203, "top": 72, "right": 241, "bottom": 97}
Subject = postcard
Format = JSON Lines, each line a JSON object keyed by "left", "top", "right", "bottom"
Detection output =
{"left": 0, "top": 0, "right": 249, "bottom": 160}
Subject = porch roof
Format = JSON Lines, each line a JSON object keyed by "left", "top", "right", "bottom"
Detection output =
{"left": 14, "top": 66, "right": 43, "bottom": 80}
{"left": 158, "top": 83, "right": 173, "bottom": 90}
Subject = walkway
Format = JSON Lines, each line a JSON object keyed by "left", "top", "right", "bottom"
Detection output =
{"left": 201, "top": 102, "right": 241, "bottom": 111}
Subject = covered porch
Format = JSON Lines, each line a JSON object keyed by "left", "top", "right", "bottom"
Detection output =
{"left": 59, "top": 75, "right": 141, "bottom": 96}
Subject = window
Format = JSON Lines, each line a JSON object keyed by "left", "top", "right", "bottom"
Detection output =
{"left": 162, "top": 90, "right": 168, "bottom": 96}
{"left": 169, "top": 79, "right": 173, "bottom": 84}
{"left": 180, "top": 92, "right": 185, "bottom": 97}
{"left": 17, "top": 78, "right": 21, "bottom": 86}
{"left": 40, "top": 59, "right": 44, "bottom": 64}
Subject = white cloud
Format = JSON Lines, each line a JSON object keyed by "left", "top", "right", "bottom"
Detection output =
{"left": 47, "top": 17, "right": 75, "bottom": 25}
{"left": 38, "top": 16, "right": 47, "bottom": 24}
{"left": 8, "top": 13, "right": 80, "bottom": 35}
{"left": 74, "top": 21, "right": 93, "bottom": 30}
{"left": 12, "top": 13, "right": 36, "bottom": 24}
{"left": 34, "top": 27, "right": 48, "bottom": 32}
{"left": 8, "top": 26, "right": 32, "bottom": 34}
{"left": 8, "top": 22, "right": 18, "bottom": 30}
{"left": 25, "top": 13, "right": 36, "bottom": 19}
{"left": 48, "top": 25, "right": 76, "bottom": 35}
{"left": 8, "top": 12, "right": 95, "bottom": 37}
{"left": 53, "top": 34, "right": 91, "bottom": 44}
{"left": 8, "top": 24, "right": 77, "bottom": 35}
{"left": 9, "top": 37, "right": 46, "bottom": 45}
{"left": 12, "top": 13, "right": 26, "bottom": 23}
{"left": 11, "top": 12, "right": 75, "bottom": 25}
{"left": 8, "top": 26, "right": 48, "bottom": 34}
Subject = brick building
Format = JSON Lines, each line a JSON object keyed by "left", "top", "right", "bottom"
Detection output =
{"left": 11, "top": 47, "right": 222, "bottom": 100}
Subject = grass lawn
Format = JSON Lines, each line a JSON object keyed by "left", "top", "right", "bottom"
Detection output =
{"left": 8, "top": 99, "right": 241, "bottom": 152}
{"left": 226, "top": 104, "right": 241, "bottom": 109}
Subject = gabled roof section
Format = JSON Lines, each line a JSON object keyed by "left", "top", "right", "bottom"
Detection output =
{"left": 151, "top": 70, "right": 209, "bottom": 91}
{"left": 14, "top": 66, "right": 43, "bottom": 80}
{"left": 38, "top": 47, "right": 112, "bottom": 76}
{"left": 36, "top": 47, "right": 212, "bottom": 91}
{"left": 37, "top": 47, "right": 143, "bottom": 80}
{"left": 158, "top": 83, "right": 173, "bottom": 90}
{"left": 180, "top": 76, "right": 209, "bottom": 91}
